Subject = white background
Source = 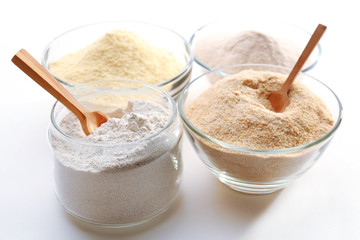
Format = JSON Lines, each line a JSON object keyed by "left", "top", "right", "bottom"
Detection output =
{"left": 1, "top": 0, "right": 359, "bottom": 239}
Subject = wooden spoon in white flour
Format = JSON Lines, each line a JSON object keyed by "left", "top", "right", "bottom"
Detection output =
{"left": 12, "top": 49, "right": 108, "bottom": 135}
{"left": 267, "top": 24, "right": 327, "bottom": 112}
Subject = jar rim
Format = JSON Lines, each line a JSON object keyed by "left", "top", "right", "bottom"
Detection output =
{"left": 50, "top": 79, "right": 178, "bottom": 147}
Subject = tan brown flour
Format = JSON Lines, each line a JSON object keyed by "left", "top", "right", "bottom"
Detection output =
{"left": 187, "top": 70, "right": 333, "bottom": 149}
{"left": 186, "top": 70, "right": 334, "bottom": 182}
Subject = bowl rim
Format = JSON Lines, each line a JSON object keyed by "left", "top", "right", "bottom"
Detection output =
{"left": 50, "top": 79, "right": 178, "bottom": 147}
{"left": 189, "top": 21, "right": 322, "bottom": 73}
{"left": 42, "top": 20, "right": 194, "bottom": 88}
{"left": 178, "top": 63, "right": 343, "bottom": 154}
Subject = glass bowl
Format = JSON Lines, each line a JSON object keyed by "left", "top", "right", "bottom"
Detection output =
{"left": 179, "top": 64, "right": 342, "bottom": 194}
{"left": 48, "top": 79, "right": 183, "bottom": 227}
{"left": 42, "top": 21, "right": 193, "bottom": 98}
{"left": 190, "top": 21, "right": 321, "bottom": 73}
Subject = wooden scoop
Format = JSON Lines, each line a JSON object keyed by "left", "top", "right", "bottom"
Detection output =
{"left": 12, "top": 49, "right": 108, "bottom": 135}
{"left": 267, "top": 24, "right": 327, "bottom": 112}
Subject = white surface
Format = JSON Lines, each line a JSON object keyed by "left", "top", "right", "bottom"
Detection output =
{"left": 1, "top": 1, "right": 359, "bottom": 239}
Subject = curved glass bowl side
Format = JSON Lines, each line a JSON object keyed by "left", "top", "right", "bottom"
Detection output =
{"left": 178, "top": 64, "right": 342, "bottom": 194}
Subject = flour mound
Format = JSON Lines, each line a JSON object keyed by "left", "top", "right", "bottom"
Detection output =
{"left": 50, "top": 30, "right": 182, "bottom": 85}
{"left": 186, "top": 70, "right": 334, "bottom": 150}
{"left": 194, "top": 30, "right": 302, "bottom": 70}
{"left": 60, "top": 100, "right": 170, "bottom": 144}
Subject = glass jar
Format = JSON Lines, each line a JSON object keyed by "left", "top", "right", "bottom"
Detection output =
{"left": 48, "top": 79, "right": 183, "bottom": 227}
{"left": 179, "top": 64, "right": 342, "bottom": 194}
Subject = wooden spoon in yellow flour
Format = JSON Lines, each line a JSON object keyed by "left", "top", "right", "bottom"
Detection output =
{"left": 12, "top": 49, "right": 108, "bottom": 135}
{"left": 267, "top": 24, "right": 327, "bottom": 112}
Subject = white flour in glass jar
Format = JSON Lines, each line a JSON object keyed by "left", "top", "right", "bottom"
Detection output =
{"left": 50, "top": 100, "right": 182, "bottom": 225}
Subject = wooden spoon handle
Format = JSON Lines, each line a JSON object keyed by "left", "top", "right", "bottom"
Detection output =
{"left": 11, "top": 49, "right": 89, "bottom": 122}
{"left": 281, "top": 24, "right": 327, "bottom": 92}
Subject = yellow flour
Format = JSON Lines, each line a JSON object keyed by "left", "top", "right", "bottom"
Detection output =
{"left": 49, "top": 30, "right": 183, "bottom": 85}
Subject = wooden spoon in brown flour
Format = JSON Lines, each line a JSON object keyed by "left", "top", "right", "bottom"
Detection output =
{"left": 12, "top": 49, "right": 109, "bottom": 135}
{"left": 267, "top": 24, "right": 327, "bottom": 112}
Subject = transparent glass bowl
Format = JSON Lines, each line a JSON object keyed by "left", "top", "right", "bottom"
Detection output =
{"left": 48, "top": 79, "right": 183, "bottom": 227}
{"left": 42, "top": 21, "right": 193, "bottom": 98}
{"left": 179, "top": 64, "right": 342, "bottom": 194}
{"left": 190, "top": 21, "right": 321, "bottom": 73}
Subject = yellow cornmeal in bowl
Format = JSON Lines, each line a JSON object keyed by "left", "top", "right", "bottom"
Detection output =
{"left": 49, "top": 30, "right": 183, "bottom": 86}
{"left": 186, "top": 70, "right": 333, "bottom": 150}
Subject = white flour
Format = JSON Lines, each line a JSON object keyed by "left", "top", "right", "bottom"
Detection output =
{"left": 62, "top": 100, "right": 169, "bottom": 143}
{"left": 50, "top": 100, "right": 182, "bottom": 225}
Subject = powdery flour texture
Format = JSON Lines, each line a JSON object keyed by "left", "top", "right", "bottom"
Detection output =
{"left": 186, "top": 70, "right": 333, "bottom": 182}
